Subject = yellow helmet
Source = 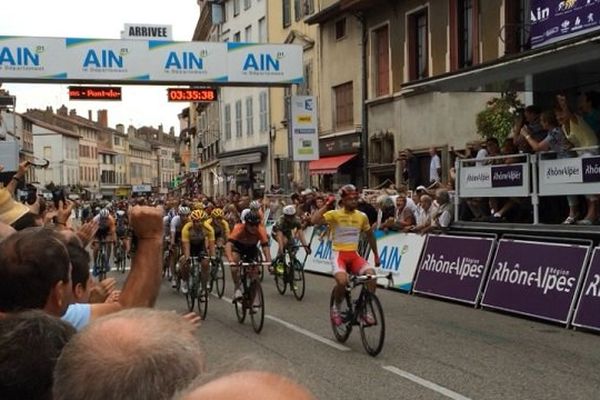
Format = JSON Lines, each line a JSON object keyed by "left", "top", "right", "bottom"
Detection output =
{"left": 194, "top": 202, "right": 205, "bottom": 211}
{"left": 211, "top": 208, "right": 224, "bottom": 218}
{"left": 190, "top": 210, "right": 208, "bottom": 221}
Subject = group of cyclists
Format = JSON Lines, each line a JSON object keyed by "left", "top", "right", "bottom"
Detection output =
{"left": 81, "top": 183, "right": 382, "bottom": 328}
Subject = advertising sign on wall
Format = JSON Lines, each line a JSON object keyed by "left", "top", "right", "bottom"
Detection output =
{"left": 530, "top": 0, "right": 600, "bottom": 48}
{"left": 458, "top": 163, "right": 529, "bottom": 198}
{"left": 481, "top": 239, "right": 589, "bottom": 324}
{"left": 572, "top": 247, "right": 600, "bottom": 332}
{"left": 539, "top": 155, "right": 600, "bottom": 195}
{"left": 290, "top": 95, "right": 319, "bottom": 161}
{"left": 413, "top": 235, "right": 495, "bottom": 305}
{"left": 226, "top": 42, "right": 303, "bottom": 84}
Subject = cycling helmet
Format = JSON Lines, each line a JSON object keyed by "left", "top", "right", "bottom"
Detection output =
{"left": 190, "top": 210, "right": 205, "bottom": 222}
{"left": 240, "top": 208, "right": 251, "bottom": 223}
{"left": 283, "top": 205, "right": 296, "bottom": 216}
{"left": 179, "top": 206, "right": 191, "bottom": 215}
{"left": 116, "top": 210, "right": 126, "bottom": 217}
{"left": 99, "top": 209, "right": 110, "bottom": 218}
{"left": 249, "top": 200, "right": 261, "bottom": 210}
{"left": 193, "top": 202, "right": 204, "bottom": 210}
{"left": 211, "top": 208, "right": 224, "bottom": 218}
{"left": 338, "top": 184, "right": 358, "bottom": 198}
{"left": 244, "top": 211, "right": 261, "bottom": 225}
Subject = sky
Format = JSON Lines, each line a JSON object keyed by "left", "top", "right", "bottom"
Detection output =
{"left": 1, "top": 0, "right": 200, "bottom": 132}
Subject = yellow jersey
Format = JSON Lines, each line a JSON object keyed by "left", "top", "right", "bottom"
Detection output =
{"left": 181, "top": 221, "right": 216, "bottom": 243}
{"left": 208, "top": 218, "right": 230, "bottom": 238}
{"left": 323, "top": 209, "right": 370, "bottom": 251}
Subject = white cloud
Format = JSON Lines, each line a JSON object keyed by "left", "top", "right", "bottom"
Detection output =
{"left": 1, "top": 0, "right": 200, "bottom": 132}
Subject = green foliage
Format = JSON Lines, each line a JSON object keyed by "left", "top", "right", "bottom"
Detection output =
{"left": 476, "top": 92, "right": 523, "bottom": 143}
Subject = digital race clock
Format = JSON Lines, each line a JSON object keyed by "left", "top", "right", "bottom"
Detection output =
{"left": 166, "top": 88, "right": 217, "bottom": 102}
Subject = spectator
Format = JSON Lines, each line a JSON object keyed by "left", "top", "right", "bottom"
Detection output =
{"left": 401, "top": 148, "right": 421, "bottom": 190}
{"left": 180, "top": 371, "right": 315, "bottom": 400}
{"left": 410, "top": 194, "right": 435, "bottom": 234}
{"left": 375, "top": 195, "right": 396, "bottom": 230}
{"left": 429, "top": 189, "right": 454, "bottom": 232}
{"left": 0, "top": 310, "right": 76, "bottom": 400}
{"left": 53, "top": 308, "right": 204, "bottom": 400}
{"left": 0, "top": 187, "right": 35, "bottom": 230}
{"left": 390, "top": 193, "right": 416, "bottom": 231}
{"left": 512, "top": 105, "right": 546, "bottom": 153}
{"left": 579, "top": 91, "right": 600, "bottom": 137}
{"left": 428, "top": 147, "right": 442, "bottom": 185}
{"left": 357, "top": 193, "right": 378, "bottom": 226}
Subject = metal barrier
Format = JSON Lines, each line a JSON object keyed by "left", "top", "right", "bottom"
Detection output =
{"left": 455, "top": 148, "right": 600, "bottom": 225}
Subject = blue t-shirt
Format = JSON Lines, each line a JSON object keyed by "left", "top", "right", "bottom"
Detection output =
{"left": 583, "top": 109, "right": 600, "bottom": 136}
{"left": 62, "top": 303, "right": 91, "bottom": 331}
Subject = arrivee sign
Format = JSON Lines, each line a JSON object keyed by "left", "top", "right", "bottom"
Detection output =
{"left": 482, "top": 239, "right": 589, "bottom": 324}
{"left": 573, "top": 247, "right": 600, "bottom": 331}
{"left": 413, "top": 235, "right": 494, "bottom": 305}
{"left": 530, "top": 0, "right": 600, "bottom": 48}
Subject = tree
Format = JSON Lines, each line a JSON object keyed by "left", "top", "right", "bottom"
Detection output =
{"left": 476, "top": 92, "right": 523, "bottom": 144}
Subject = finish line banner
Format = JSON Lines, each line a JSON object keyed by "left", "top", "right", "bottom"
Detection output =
{"left": 413, "top": 235, "right": 495, "bottom": 305}
{"left": 572, "top": 247, "right": 600, "bottom": 332}
{"left": 481, "top": 239, "right": 589, "bottom": 324}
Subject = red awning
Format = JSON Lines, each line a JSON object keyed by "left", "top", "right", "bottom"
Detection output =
{"left": 309, "top": 154, "right": 357, "bottom": 175}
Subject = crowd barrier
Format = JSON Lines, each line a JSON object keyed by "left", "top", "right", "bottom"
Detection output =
{"left": 455, "top": 148, "right": 600, "bottom": 224}
{"left": 263, "top": 223, "right": 600, "bottom": 333}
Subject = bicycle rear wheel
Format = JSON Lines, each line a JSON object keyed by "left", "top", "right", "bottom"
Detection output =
{"left": 197, "top": 283, "right": 208, "bottom": 320}
{"left": 250, "top": 281, "right": 265, "bottom": 333}
{"left": 359, "top": 292, "right": 386, "bottom": 357}
{"left": 330, "top": 289, "right": 352, "bottom": 343}
{"left": 291, "top": 259, "right": 306, "bottom": 301}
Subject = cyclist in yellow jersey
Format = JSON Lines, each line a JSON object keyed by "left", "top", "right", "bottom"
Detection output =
{"left": 312, "top": 184, "right": 380, "bottom": 326}
{"left": 180, "top": 209, "right": 216, "bottom": 294}
{"left": 209, "top": 208, "right": 230, "bottom": 247}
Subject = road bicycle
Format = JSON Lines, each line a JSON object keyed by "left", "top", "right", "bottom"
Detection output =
{"left": 94, "top": 240, "right": 110, "bottom": 281}
{"left": 330, "top": 272, "right": 393, "bottom": 356}
{"left": 208, "top": 245, "right": 226, "bottom": 298}
{"left": 185, "top": 256, "right": 209, "bottom": 320}
{"left": 225, "top": 261, "right": 271, "bottom": 334}
{"left": 114, "top": 237, "right": 127, "bottom": 274}
{"left": 162, "top": 237, "right": 172, "bottom": 280}
{"left": 273, "top": 244, "right": 309, "bottom": 301}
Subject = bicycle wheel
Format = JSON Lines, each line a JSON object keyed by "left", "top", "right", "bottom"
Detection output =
{"left": 257, "top": 251, "right": 265, "bottom": 282}
{"left": 162, "top": 250, "right": 171, "bottom": 279}
{"left": 330, "top": 289, "right": 352, "bottom": 343}
{"left": 98, "top": 249, "right": 107, "bottom": 281}
{"left": 215, "top": 260, "right": 225, "bottom": 298}
{"left": 185, "top": 266, "right": 197, "bottom": 312}
{"left": 291, "top": 259, "right": 306, "bottom": 301}
{"left": 118, "top": 246, "right": 126, "bottom": 273}
{"left": 274, "top": 263, "right": 287, "bottom": 295}
{"left": 197, "top": 282, "right": 208, "bottom": 320}
{"left": 249, "top": 281, "right": 265, "bottom": 333}
{"left": 234, "top": 295, "right": 247, "bottom": 323}
{"left": 359, "top": 292, "right": 386, "bottom": 357}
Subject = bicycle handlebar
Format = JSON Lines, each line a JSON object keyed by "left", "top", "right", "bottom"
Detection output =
{"left": 350, "top": 272, "right": 394, "bottom": 288}
{"left": 224, "top": 262, "right": 272, "bottom": 266}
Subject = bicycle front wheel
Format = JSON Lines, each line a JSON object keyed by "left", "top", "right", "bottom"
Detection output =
{"left": 359, "top": 292, "right": 386, "bottom": 357}
{"left": 250, "top": 281, "right": 265, "bottom": 334}
{"left": 185, "top": 273, "right": 196, "bottom": 312}
{"left": 215, "top": 260, "right": 226, "bottom": 298}
{"left": 197, "top": 283, "right": 208, "bottom": 320}
{"left": 330, "top": 289, "right": 352, "bottom": 343}
{"left": 291, "top": 259, "right": 306, "bottom": 301}
{"left": 274, "top": 265, "right": 287, "bottom": 295}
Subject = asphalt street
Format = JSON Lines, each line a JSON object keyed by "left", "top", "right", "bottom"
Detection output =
{"left": 110, "top": 265, "right": 600, "bottom": 400}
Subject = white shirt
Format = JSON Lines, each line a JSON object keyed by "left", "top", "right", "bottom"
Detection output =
{"left": 475, "top": 148, "right": 488, "bottom": 166}
{"left": 416, "top": 205, "right": 435, "bottom": 226}
{"left": 429, "top": 154, "right": 441, "bottom": 182}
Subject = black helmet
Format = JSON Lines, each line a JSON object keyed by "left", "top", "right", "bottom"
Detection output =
{"left": 245, "top": 211, "right": 261, "bottom": 225}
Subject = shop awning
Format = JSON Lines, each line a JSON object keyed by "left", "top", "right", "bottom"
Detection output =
{"left": 309, "top": 154, "right": 356, "bottom": 175}
{"left": 401, "top": 33, "right": 600, "bottom": 93}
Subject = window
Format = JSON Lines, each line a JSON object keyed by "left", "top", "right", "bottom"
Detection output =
{"left": 283, "top": 0, "right": 291, "bottom": 28}
{"left": 294, "top": 0, "right": 303, "bottom": 21}
{"left": 244, "top": 0, "right": 251, "bottom": 10}
{"left": 233, "top": 32, "right": 241, "bottom": 42}
{"left": 335, "top": 18, "right": 347, "bottom": 40}
{"left": 334, "top": 82, "right": 354, "bottom": 129}
{"left": 234, "top": 0, "right": 240, "bottom": 16}
{"left": 258, "top": 17, "right": 267, "bottom": 42}
{"left": 373, "top": 25, "right": 390, "bottom": 97}
{"left": 246, "top": 96, "right": 254, "bottom": 136}
{"left": 245, "top": 25, "right": 253, "bottom": 42}
{"left": 235, "top": 100, "right": 243, "bottom": 138}
{"left": 259, "top": 91, "right": 268, "bottom": 133}
{"left": 504, "top": 0, "right": 531, "bottom": 54}
{"left": 408, "top": 8, "right": 428, "bottom": 80}
{"left": 224, "top": 104, "right": 232, "bottom": 140}
{"left": 450, "top": 0, "right": 478, "bottom": 69}
{"left": 304, "top": 0, "right": 314, "bottom": 15}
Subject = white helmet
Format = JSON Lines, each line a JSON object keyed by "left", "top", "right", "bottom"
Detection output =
{"left": 179, "top": 206, "right": 191, "bottom": 215}
{"left": 240, "top": 208, "right": 251, "bottom": 223}
{"left": 249, "top": 200, "right": 261, "bottom": 210}
{"left": 99, "top": 209, "right": 110, "bottom": 218}
{"left": 116, "top": 210, "right": 126, "bottom": 217}
{"left": 283, "top": 205, "right": 296, "bottom": 216}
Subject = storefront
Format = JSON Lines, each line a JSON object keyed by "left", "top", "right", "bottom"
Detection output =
{"left": 309, "top": 131, "right": 362, "bottom": 190}
{"left": 218, "top": 146, "right": 268, "bottom": 196}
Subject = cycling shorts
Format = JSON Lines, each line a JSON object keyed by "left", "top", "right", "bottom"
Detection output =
{"left": 231, "top": 241, "right": 259, "bottom": 263}
{"left": 331, "top": 251, "right": 369, "bottom": 275}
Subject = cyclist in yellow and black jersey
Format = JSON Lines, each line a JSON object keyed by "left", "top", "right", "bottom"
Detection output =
{"left": 180, "top": 209, "right": 215, "bottom": 294}
{"left": 209, "top": 208, "right": 230, "bottom": 246}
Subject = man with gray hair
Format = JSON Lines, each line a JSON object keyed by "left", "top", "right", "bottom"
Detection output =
{"left": 53, "top": 308, "right": 204, "bottom": 400}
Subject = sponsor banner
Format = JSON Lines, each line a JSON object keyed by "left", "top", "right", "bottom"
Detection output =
{"left": 482, "top": 239, "right": 589, "bottom": 324}
{"left": 573, "top": 247, "right": 600, "bottom": 331}
{"left": 291, "top": 95, "right": 319, "bottom": 161}
{"left": 540, "top": 157, "right": 583, "bottom": 184}
{"left": 581, "top": 156, "right": 600, "bottom": 182}
{"left": 530, "top": 0, "right": 600, "bottom": 49}
{"left": 148, "top": 41, "right": 228, "bottom": 82}
{"left": 413, "top": 235, "right": 495, "bottom": 304}
{"left": 459, "top": 162, "right": 529, "bottom": 197}
{"left": 226, "top": 43, "right": 303, "bottom": 84}
{"left": 0, "top": 36, "right": 303, "bottom": 85}
{"left": 539, "top": 156, "right": 600, "bottom": 195}
{"left": 368, "top": 231, "right": 426, "bottom": 291}
{"left": 132, "top": 184, "right": 152, "bottom": 193}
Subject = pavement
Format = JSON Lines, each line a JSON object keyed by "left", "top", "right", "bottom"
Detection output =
{"left": 104, "top": 264, "right": 596, "bottom": 400}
